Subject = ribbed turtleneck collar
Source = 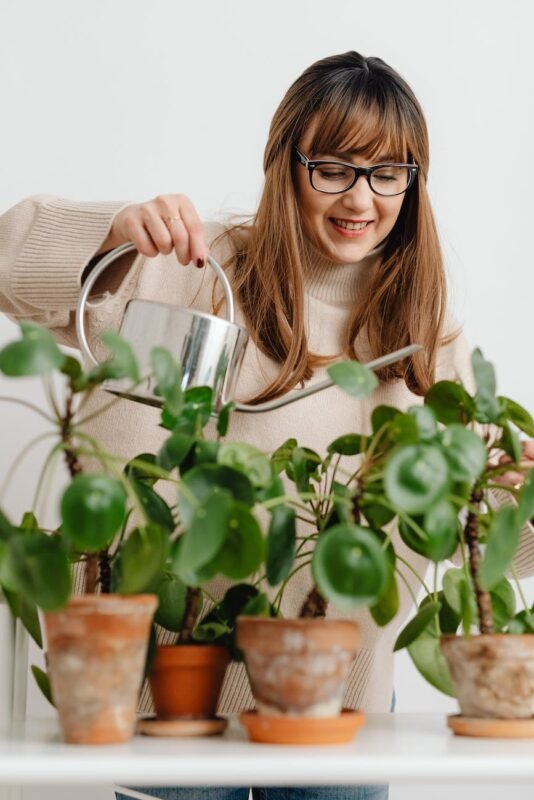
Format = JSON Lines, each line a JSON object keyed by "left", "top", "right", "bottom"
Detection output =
{"left": 302, "top": 235, "right": 387, "bottom": 306}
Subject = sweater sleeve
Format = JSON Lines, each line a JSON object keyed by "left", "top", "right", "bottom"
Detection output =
{"left": 0, "top": 194, "right": 139, "bottom": 347}
{"left": 442, "top": 321, "right": 534, "bottom": 579}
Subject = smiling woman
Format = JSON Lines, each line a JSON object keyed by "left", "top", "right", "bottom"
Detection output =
{"left": 2, "top": 48, "right": 533, "bottom": 800}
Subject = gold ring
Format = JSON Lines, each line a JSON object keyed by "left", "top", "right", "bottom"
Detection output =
{"left": 163, "top": 214, "right": 182, "bottom": 229}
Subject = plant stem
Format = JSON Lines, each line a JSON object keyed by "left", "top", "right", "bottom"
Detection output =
{"left": 299, "top": 585, "right": 328, "bottom": 618}
{"left": 464, "top": 486, "right": 493, "bottom": 634}
{"left": 395, "top": 553, "right": 432, "bottom": 595}
{"left": 178, "top": 587, "right": 201, "bottom": 644}
{"left": 0, "top": 395, "right": 57, "bottom": 423}
{"left": 0, "top": 432, "right": 58, "bottom": 504}
{"left": 98, "top": 550, "right": 112, "bottom": 594}
{"left": 509, "top": 563, "right": 530, "bottom": 612}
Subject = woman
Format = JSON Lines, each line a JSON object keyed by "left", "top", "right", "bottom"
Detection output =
{"left": 1, "top": 51, "right": 533, "bottom": 800}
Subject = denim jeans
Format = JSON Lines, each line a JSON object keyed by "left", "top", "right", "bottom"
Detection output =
{"left": 115, "top": 692, "right": 396, "bottom": 800}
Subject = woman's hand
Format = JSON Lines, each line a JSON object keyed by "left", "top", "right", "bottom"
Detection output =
{"left": 107, "top": 194, "right": 209, "bottom": 268}
{"left": 492, "top": 439, "right": 534, "bottom": 490}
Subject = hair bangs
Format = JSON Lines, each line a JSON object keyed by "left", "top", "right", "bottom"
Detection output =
{"left": 309, "top": 83, "right": 411, "bottom": 164}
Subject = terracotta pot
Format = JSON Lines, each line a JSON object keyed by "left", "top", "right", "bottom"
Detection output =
{"left": 236, "top": 617, "right": 359, "bottom": 717}
{"left": 440, "top": 634, "right": 534, "bottom": 718}
{"left": 149, "top": 644, "right": 231, "bottom": 719}
{"left": 44, "top": 593, "right": 157, "bottom": 744}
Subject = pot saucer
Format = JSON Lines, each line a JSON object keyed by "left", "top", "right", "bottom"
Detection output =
{"left": 239, "top": 708, "right": 366, "bottom": 745}
{"left": 447, "top": 714, "right": 534, "bottom": 738}
{"left": 137, "top": 716, "right": 228, "bottom": 737}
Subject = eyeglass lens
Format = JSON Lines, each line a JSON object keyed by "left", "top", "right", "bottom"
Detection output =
{"left": 312, "top": 164, "right": 411, "bottom": 196}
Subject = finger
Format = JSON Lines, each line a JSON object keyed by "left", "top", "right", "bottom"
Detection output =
{"left": 176, "top": 199, "right": 209, "bottom": 268}
{"left": 522, "top": 439, "right": 534, "bottom": 459}
{"left": 143, "top": 208, "right": 174, "bottom": 255}
{"left": 493, "top": 470, "right": 524, "bottom": 487}
{"left": 123, "top": 215, "right": 160, "bottom": 257}
{"left": 167, "top": 216, "right": 192, "bottom": 266}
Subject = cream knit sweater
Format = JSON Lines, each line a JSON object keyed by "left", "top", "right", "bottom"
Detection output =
{"left": 1, "top": 194, "right": 533, "bottom": 716}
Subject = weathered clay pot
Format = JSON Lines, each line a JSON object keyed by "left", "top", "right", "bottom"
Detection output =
{"left": 44, "top": 594, "right": 157, "bottom": 744}
{"left": 149, "top": 645, "right": 231, "bottom": 719}
{"left": 236, "top": 617, "right": 359, "bottom": 717}
{"left": 440, "top": 634, "right": 534, "bottom": 718}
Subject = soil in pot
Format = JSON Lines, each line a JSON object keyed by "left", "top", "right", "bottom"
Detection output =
{"left": 44, "top": 594, "right": 157, "bottom": 744}
{"left": 149, "top": 644, "right": 231, "bottom": 720}
{"left": 236, "top": 617, "right": 360, "bottom": 719}
{"left": 441, "top": 634, "right": 534, "bottom": 733}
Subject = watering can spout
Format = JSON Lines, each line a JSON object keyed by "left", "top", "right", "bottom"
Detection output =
{"left": 233, "top": 344, "right": 423, "bottom": 413}
{"left": 76, "top": 244, "right": 423, "bottom": 415}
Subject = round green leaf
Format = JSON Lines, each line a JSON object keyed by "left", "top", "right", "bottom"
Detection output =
{"left": 384, "top": 444, "right": 450, "bottom": 514}
{"left": 407, "top": 405, "right": 438, "bottom": 441}
{"left": 178, "top": 464, "right": 254, "bottom": 527}
{"left": 218, "top": 442, "right": 272, "bottom": 489}
{"left": 498, "top": 396, "right": 534, "bottom": 437}
{"left": 439, "top": 425, "right": 487, "bottom": 483}
{"left": 266, "top": 505, "right": 296, "bottom": 586}
{"left": 118, "top": 524, "right": 169, "bottom": 594}
{"left": 213, "top": 503, "right": 264, "bottom": 580}
{"left": 60, "top": 474, "right": 127, "bottom": 552}
{"left": 312, "top": 524, "right": 389, "bottom": 610}
{"left": 5, "top": 533, "right": 71, "bottom": 610}
{"left": 472, "top": 348, "right": 500, "bottom": 423}
{"left": 491, "top": 578, "right": 516, "bottom": 631}
{"left": 479, "top": 505, "right": 520, "bottom": 591}
{"left": 132, "top": 480, "right": 175, "bottom": 532}
{"left": 0, "top": 321, "right": 65, "bottom": 376}
{"left": 157, "top": 431, "right": 195, "bottom": 471}
{"left": 518, "top": 468, "right": 534, "bottom": 527}
{"left": 370, "top": 569, "right": 399, "bottom": 627}
{"left": 327, "top": 360, "right": 378, "bottom": 397}
{"left": 177, "top": 488, "right": 232, "bottom": 573}
{"left": 394, "top": 601, "right": 441, "bottom": 651}
{"left": 424, "top": 380, "right": 475, "bottom": 425}
{"left": 327, "top": 435, "right": 362, "bottom": 456}
{"left": 100, "top": 330, "right": 140, "bottom": 382}
{"left": 407, "top": 624, "right": 455, "bottom": 697}
{"left": 150, "top": 346, "right": 183, "bottom": 414}
{"left": 423, "top": 500, "right": 459, "bottom": 561}
{"left": 371, "top": 405, "right": 398, "bottom": 435}
{"left": 154, "top": 573, "right": 187, "bottom": 632}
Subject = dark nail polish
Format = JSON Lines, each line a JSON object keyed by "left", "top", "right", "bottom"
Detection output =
{"left": 196, "top": 258, "right": 205, "bottom": 269}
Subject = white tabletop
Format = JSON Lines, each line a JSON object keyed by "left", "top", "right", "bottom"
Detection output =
{"left": 1, "top": 713, "right": 534, "bottom": 787}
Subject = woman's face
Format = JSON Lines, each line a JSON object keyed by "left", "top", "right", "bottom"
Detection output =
{"left": 294, "top": 123, "right": 407, "bottom": 264}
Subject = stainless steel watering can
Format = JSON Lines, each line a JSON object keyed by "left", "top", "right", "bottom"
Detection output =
{"left": 76, "top": 242, "right": 421, "bottom": 414}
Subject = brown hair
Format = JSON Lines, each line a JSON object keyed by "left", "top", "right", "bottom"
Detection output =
{"left": 213, "top": 51, "right": 460, "bottom": 404}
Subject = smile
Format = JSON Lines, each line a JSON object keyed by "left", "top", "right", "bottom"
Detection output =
{"left": 329, "top": 218, "right": 372, "bottom": 235}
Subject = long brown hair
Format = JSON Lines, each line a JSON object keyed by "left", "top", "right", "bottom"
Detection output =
{"left": 213, "top": 51, "right": 459, "bottom": 404}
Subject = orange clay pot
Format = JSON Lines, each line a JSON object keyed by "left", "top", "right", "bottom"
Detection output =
{"left": 149, "top": 644, "right": 231, "bottom": 719}
{"left": 236, "top": 617, "right": 359, "bottom": 717}
{"left": 44, "top": 594, "right": 157, "bottom": 744}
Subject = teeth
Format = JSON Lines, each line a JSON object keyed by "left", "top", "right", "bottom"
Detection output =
{"left": 332, "top": 219, "right": 369, "bottom": 231}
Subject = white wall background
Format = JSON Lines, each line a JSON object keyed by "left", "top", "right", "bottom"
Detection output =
{"left": 0, "top": 0, "right": 533, "bottom": 798}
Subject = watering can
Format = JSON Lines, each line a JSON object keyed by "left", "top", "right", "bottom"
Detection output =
{"left": 76, "top": 242, "right": 421, "bottom": 414}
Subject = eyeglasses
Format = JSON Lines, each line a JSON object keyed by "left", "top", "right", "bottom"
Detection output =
{"left": 293, "top": 145, "right": 419, "bottom": 197}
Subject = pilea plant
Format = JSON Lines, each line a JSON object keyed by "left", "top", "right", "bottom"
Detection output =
{"left": 0, "top": 321, "right": 270, "bottom": 699}
{"left": 385, "top": 349, "right": 534, "bottom": 696}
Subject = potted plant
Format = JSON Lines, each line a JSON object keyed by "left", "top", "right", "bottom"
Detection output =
{"left": 383, "top": 348, "right": 534, "bottom": 736}
{"left": 234, "top": 360, "right": 395, "bottom": 743}
{"left": 135, "top": 372, "right": 271, "bottom": 731}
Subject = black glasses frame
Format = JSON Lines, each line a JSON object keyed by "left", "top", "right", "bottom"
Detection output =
{"left": 293, "top": 145, "right": 419, "bottom": 197}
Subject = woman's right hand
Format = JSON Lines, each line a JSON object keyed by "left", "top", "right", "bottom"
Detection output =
{"left": 105, "top": 194, "right": 209, "bottom": 268}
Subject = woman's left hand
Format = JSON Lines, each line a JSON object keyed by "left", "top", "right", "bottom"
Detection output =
{"left": 492, "top": 439, "right": 534, "bottom": 489}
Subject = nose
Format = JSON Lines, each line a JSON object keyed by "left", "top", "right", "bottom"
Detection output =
{"left": 341, "top": 174, "right": 375, "bottom": 210}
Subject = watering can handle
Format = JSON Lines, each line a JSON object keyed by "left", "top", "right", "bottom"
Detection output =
{"left": 76, "top": 242, "right": 236, "bottom": 367}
